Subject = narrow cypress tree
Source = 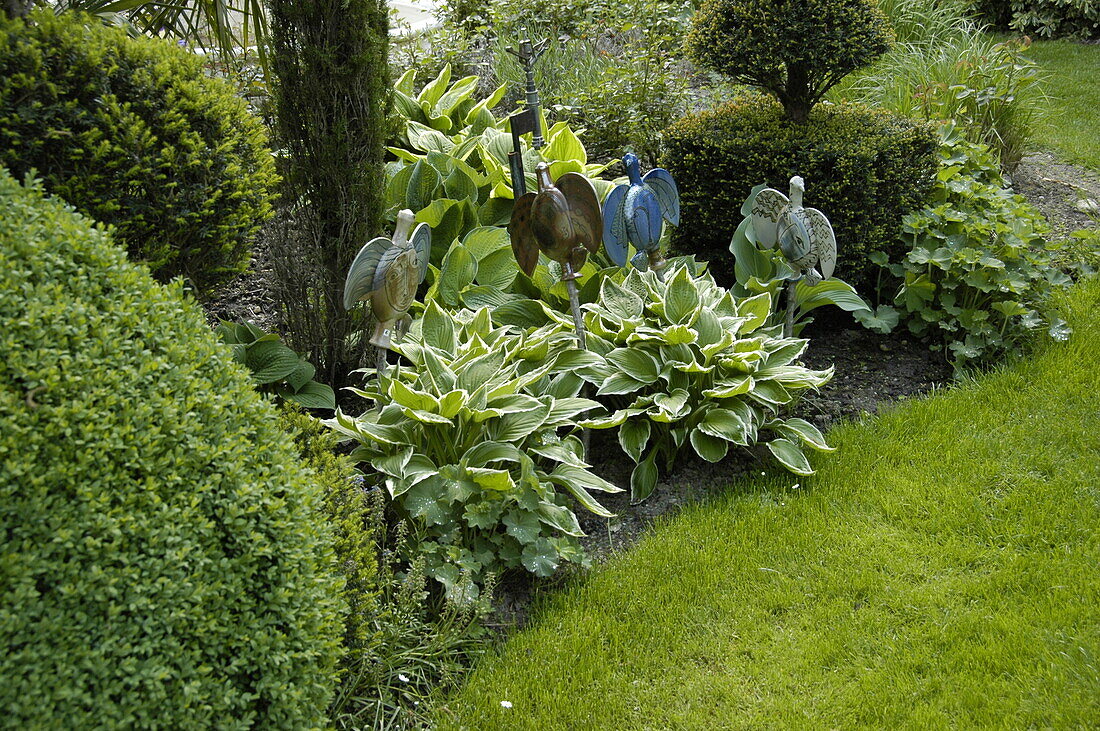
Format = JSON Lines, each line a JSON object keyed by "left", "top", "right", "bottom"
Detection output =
{"left": 267, "top": 0, "right": 390, "bottom": 387}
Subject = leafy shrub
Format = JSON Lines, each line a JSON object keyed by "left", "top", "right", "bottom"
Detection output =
{"left": 687, "top": 0, "right": 894, "bottom": 121}
{"left": 580, "top": 265, "right": 834, "bottom": 502}
{"left": 329, "top": 303, "right": 619, "bottom": 599}
{"left": 872, "top": 128, "right": 1073, "bottom": 369}
{"left": 217, "top": 321, "right": 337, "bottom": 409}
{"left": 0, "top": 170, "right": 343, "bottom": 727}
{"left": 971, "top": 0, "right": 1100, "bottom": 38}
{"left": 661, "top": 96, "right": 938, "bottom": 292}
{"left": 0, "top": 10, "right": 278, "bottom": 297}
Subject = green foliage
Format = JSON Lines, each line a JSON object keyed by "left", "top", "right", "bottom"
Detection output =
{"left": 386, "top": 66, "right": 611, "bottom": 261}
{"left": 217, "top": 321, "right": 336, "bottom": 409}
{"left": 839, "top": 28, "right": 1044, "bottom": 170}
{"left": 329, "top": 303, "right": 620, "bottom": 599}
{"left": 267, "top": 0, "right": 389, "bottom": 387}
{"left": 278, "top": 405, "right": 490, "bottom": 729}
{"left": 972, "top": 0, "right": 1100, "bottom": 38}
{"left": 875, "top": 128, "right": 1074, "bottom": 369}
{"left": 0, "top": 9, "right": 278, "bottom": 297}
{"left": 579, "top": 265, "right": 834, "bottom": 502}
{"left": 726, "top": 189, "right": 882, "bottom": 335}
{"left": 0, "top": 170, "right": 343, "bottom": 727}
{"left": 687, "top": 0, "right": 894, "bottom": 121}
{"left": 662, "top": 96, "right": 938, "bottom": 292}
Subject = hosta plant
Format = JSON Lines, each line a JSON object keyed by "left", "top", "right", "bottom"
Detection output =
{"left": 215, "top": 320, "right": 336, "bottom": 409}
{"left": 870, "top": 128, "right": 1073, "bottom": 369}
{"left": 328, "top": 303, "right": 619, "bottom": 599}
{"left": 579, "top": 264, "right": 835, "bottom": 502}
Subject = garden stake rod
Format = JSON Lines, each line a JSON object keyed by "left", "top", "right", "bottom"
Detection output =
{"left": 505, "top": 29, "right": 549, "bottom": 195}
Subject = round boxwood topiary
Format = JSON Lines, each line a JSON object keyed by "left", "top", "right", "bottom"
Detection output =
{"left": 0, "top": 9, "right": 278, "bottom": 297}
{"left": 0, "top": 168, "right": 343, "bottom": 728}
{"left": 688, "top": 0, "right": 894, "bottom": 122}
{"left": 661, "top": 95, "right": 938, "bottom": 292}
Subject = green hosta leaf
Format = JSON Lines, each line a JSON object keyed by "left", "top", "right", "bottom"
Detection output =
{"left": 578, "top": 409, "right": 631, "bottom": 429}
{"left": 444, "top": 165, "right": 478, "bottom": 203}
{"left": 762, "top": 340, "right": 808, "bottom": 368}
{"left": 468, "top": 467, "right": 516, "bottom": 492}
{"left": 406, "top": 158, "right": 442, "bottom": 211}
{"left": 698, "top": 408, "right": 749, "bottom": 445}
{"left": 630, "top": 450, "right": 659, "bottom": 503}
{"left": 606, "top": 348, "right": 661, "bottom": 384}
{"left": 503, "top": 509, "right": 542, "bottom": 544}
{"left": 618, "top": 418, "right": 651, "bottom": 463}
{"left": 461, "top": 226, "right": 511, "bottom": 260}
{"left": 419, "top": 347, "right": 458, "bottom": 392}
{"left": 664, "top": 266, "right": 701, "bottom": 325}
{"left": 285, "top": 380, "right": 335, "bottom": 410}
{"left": 462, "top": 441, "right": 523, "bottom": 467}
{"left": 284, "top": 360, "right": 316, "bottom": 392}
{"left": 600, "top": 276, "right": 644, "bottom": 320}
{"left": 537, "top": 502, "right": 585, "bottom": 537}
{"left": 598, "top": 371, "right": 648, "bottom": 396}
{"left": 736, "top": 293, "right": 772, "bottom": 333}
{"left": 373, "top": 446, "right": 413, "bottom": 479}
{"left": 549, "top": 463, "right": 620, "bottom": 498}
{"left": 544, "top": 397, "right": 602, "bottom": 427}
{"left": 690, "top": 428, "right": 729, "bottom": 462}
{"left": 399, "top": 405, "right": 453, "bottom": 425}
{"left": 521, "top": 538, "right": 560, "bottom": 577}
{"left": 244, "top": 340, "right": 300, "bottom": 383}
{"left": 795, "top": 278, "right": 871, "bottom": 315}
{"left": 544, "top": 124, "right": 587, "bottom": 165}
{"left": 389, "top": 378, "right": 440, "bottom": 412}
{"left": 703, "top": 375, "right": 753, "bottom": 399}
{"left": 529, "top": 435, "right": 589, "bottom": 468}
{"left": 475, "top": 248, "right": 519, "bottom": 289}
{"left": 439, "top": 243, "right": 477, "bottom": 308}
{"left": 417, "top": 63, "right": 451, "bottom": 107}
{"left": 766, "top": 438, "right": 815, "bottom": 476}
{"left": 494, "top": 401, "right": 552, "bottom": 442}
{"left": 652, "top": 388, "right": 690, "bottom": 421}
{"left": 751, "top": 380, "right": 792, "bottom": 406}
{"left": 770, "top": 418, "right": 834, "bottom": 452}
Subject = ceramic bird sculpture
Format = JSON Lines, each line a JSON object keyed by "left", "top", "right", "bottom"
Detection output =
{"left": 509, "top": 162, "right": 602, "bottom": 347}
{"left": 749, "top": 175, "right": 837, "bottom": 286}
{"left": 343, "top": 209, "right": 431, "bottom": 352}
{"left": 601, "top": 152, "right": 680, "bottom": 280}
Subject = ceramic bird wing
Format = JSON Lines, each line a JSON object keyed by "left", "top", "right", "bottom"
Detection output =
{"left": 803, "top": 207, "right": 837, "bottom": 280}
{"left": 343, "top": 236, "right": 392, "bottom": 310}
{"left": 750, "top": 187, "right": 791, "bottom": 249}
{"left": 508, "top": 192, "right": 540, "bottom": 276}
{"left": 601, "top": 184, "right": 630, "bottom": 267}
{"left": 641, "top": 167, "right": 680, "bottom": 226}
{"left": 409, "top": 221, "right": 432, "bottom": 283}
{"left": 556, "top": 172, "right": 603, "bottom": 262}
{"left": 778, "top": 211, "right": 814, "bottom": 270}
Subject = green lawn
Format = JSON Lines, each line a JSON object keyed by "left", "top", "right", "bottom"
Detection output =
{"left": 1028, "top": 39, "right": 1100, "bottom": 171}
{"left": 436, "top": 278, "right": 1100, "bottom": 729}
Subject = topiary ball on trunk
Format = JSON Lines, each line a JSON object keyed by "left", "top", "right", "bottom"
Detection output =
{"left": 687, "top": 0, "right": 894, "bottom": 122}
{"left": 0, "top": 9, "right": 278, "bottom": 298}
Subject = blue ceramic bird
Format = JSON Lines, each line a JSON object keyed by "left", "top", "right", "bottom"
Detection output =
{"left": 602, "top": 153, "right": 680, "bottom": 280}
{"left": 343, "top": 209, "right": 431, "bottom": 350}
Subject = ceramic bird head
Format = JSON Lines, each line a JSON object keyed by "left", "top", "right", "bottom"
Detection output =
{"left": 602, "top": 153, "right": 680, "bottom": 277}
{"left": 509, "top": 162, "right": 602, "bottom": 280}
{"left": 343, "top": 209, "right": 431, "bottom": 350}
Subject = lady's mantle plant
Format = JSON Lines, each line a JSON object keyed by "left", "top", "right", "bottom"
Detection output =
{"left": 579, "top": 264, "right": 835, "bottom": 502}
{"left": 329, "top": 303, "right": 619, "bottom": 600}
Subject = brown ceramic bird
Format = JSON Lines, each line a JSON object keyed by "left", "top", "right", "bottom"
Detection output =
{"left": 508, "top": 163, "right": 602, "bottom": 282}
{"left": 343, "top": 209, "right": 431, "bottom": 350}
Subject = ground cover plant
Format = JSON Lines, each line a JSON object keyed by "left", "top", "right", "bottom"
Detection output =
{"left": 435, "top": 276, "right": 1100, "bottom": 729}
{"left": 0, "top": 170, "right": 344, "bottom": 727}
{"left": 0, "top": 8, "right": 278, "bottom": 296}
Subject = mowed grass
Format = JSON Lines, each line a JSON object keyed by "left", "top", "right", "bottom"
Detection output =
{"left": 437, "top": 278, "right": 1100, "bottom": 729}
{"left": 1028, "top": 39, "right": 1100, "bottom": 171}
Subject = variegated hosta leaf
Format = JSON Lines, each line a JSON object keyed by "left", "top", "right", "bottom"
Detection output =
{"left": 767, "top": 417, "right": 835, "bottom": 452}
{"left": 766, "top": 438, "right": 815, "bottom": 476}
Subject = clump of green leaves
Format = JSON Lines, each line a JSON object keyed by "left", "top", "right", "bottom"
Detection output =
{"left": 580, "top": 264, "right": 835, "bottom": 502}
{"left": 216, "top": 321, "right": 336, "bottom": 409}
{"left": 727, "top": 185, "right": 886, "bottom": 335}
{"left": 871, "top": 127, "right": 1073, "bottom": 369}
{"left": 329, "top": 303, "right": 619, "bottom": 599}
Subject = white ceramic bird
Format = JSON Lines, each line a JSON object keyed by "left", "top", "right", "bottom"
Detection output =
{"left": 749, "top": 175, "right": 836, "bottom": 285}
{"left": 343, "top": 209, "right": 431, "bottom": 350}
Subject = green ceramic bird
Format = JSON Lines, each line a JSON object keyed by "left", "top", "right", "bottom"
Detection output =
{"left": 508, "top": 163, "right": 603, "bottom": 280}
{"left": 343, "top": 209, "right": 431, "bottom": 350}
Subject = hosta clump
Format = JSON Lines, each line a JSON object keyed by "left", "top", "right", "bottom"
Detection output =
{"left": 875, "top": 128, "right": 1073, "bottom": 369}
{"left": 328, "top": 303, "right": 619, "bottom": 599}
{"left": 580, "top": 264, "right": 835, "bottom": 502}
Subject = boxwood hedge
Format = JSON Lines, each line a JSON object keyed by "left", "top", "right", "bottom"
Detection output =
{"left": 0, "top": 169, "right": 343, "bottom": 728}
